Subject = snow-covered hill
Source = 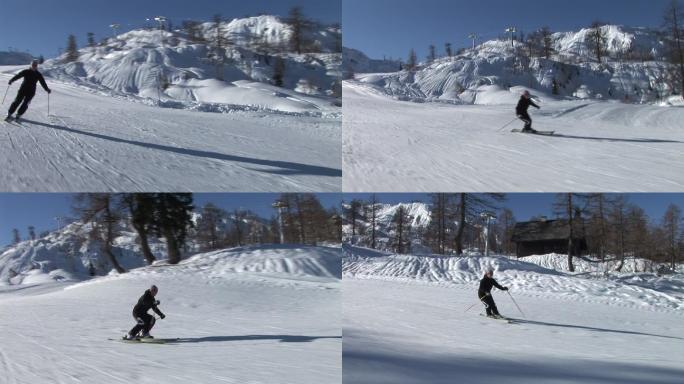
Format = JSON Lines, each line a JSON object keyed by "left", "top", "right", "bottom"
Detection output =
{"left": 343, "top": 245, "right": 684, "bottom": 383}
{"left": 349, "top": 25, "right": 679, "bottom": 105}
{"left": 0, "top": 221, "right": 162, "bottom": 285}
{"left": 0, "top": 216, "right": 341, "bottom": 287}
{"left": 342, "top": 47, "right": 401, "bottom": 77}
{"left": 344, "top": 202, "right": 432, "bottom": 252}
{"left": 0, "top": 244, "right": 341, "bottom": 384}
{"left": 38, "top": 15, "right": 341, "bottom": 114}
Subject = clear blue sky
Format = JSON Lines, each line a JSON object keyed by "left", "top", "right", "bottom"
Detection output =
{"left": 344, "top": 0, "right": 673, "bottom": 60}
{"left": 0, "top": 0, "right": 341, "bottom": 57}
{"left": 345, "top": 193, "right": 684, "bottom": 223}
{"left": 0, "top": 193, "right": 342, "bottom": 246}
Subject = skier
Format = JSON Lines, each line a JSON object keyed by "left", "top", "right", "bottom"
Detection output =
{"left": 478, "top": 268, "right": 509, "bottom": 319}
{"left": 515, "top": 90, "right": 540, "bottom": 133}
{"left": 5, "top": 60, "right": 51, "bottom": 121}
{"left": 125, "top": 285, "right": 166, "bottom": 340}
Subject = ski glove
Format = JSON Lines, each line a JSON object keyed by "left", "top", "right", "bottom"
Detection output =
{"left": 160, "top": 314, "right": 166, "bottom": 319}
{"left": 503, "top": 287, "right": 509, "bottom": 291}
{"left": 47, "top": 89, "right": 52, "bottom": 94}
{"left": 155, "top": 300, "right": 160, "bottom": 305}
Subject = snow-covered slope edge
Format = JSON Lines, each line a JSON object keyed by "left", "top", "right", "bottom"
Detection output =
{"left": 343, "top": 245, "right": 683, "bottom": 311}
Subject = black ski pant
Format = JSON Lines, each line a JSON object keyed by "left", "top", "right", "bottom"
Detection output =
{"left": 8, "top": 89, "right": 36, "bottom": 117}
{"left": 517, "top": 112, "right": 532, "bottom": 130}
{"left": 128, "top": 312, "right": 156, "bottom": 337}
{"left": 479, "top": 291, "right": 500, "bottom": 316}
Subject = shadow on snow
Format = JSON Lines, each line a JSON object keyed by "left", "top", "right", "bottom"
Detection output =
{"left": 20, "top": 118, "right": 342, "bottom": 178}
{"left": 167, "top": 335, "right": 342, "bottom": 344}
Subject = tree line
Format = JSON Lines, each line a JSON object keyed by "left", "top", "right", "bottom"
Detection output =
{"left": 343, "top": 194, "right": 683, "bottom": 272}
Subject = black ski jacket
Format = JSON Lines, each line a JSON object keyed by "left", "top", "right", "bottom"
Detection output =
{"left": 516, "top": 97, "right": 539, "bottom": 115}
{"left": 478, "top": 276, "right": 506, "bottom": 296}
{"left": 9, "top": 69, "right": 50, "bottom": 94}
{"left": 133, "top": 289, "right": 164, "bottom": 317}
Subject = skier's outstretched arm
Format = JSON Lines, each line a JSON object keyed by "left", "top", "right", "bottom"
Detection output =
{"left": 38, "top": 73, "right": 51, "bottom": 93}
{"left": 9, "top": 70, "right": 27, "bottom": 84}
{"left": 531, "top": 100, "right": 540, "bottom": 109}
{"left": 152, "top": 301, "right": 165, "bottom": 319}
{"left": 493, "top": 279, "right": 508, "bottom": 291}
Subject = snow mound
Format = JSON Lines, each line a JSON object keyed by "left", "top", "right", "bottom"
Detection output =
{"left": 343, "top": 246, "right": 683, "bottom": 311}
{"left": 149, "top": 245, "right": 341, "bottom": 280}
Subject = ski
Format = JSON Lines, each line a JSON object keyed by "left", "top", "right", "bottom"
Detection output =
{"left": 479, "top": 313, "right": 514, "bottom": 323}
{"left": 110, "top": 337, "right": 179, "bottom": 344}
{"left": 511, "top": 129, "right": 555, "bottom": 135}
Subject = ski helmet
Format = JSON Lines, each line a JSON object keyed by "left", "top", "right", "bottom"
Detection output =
{"left": 523, "top": 90, "right": 530, "bottom": 97}
{"left": 31, "top": 59, "right": 38, "bottom": 68}
{"left": 150, "top": 285, "right": 158, "bottom": 294}
{"left": 486, "top": 267, "right": 494, "bottom": 276}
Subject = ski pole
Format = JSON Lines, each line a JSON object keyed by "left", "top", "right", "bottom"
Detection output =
{"left": 464, "top": 302, "right": 479, "bottom": 313}
{"left": 507, "top": 291, "right": 526, "bottom": 318}
{"left": 47, "top": 92, "right": 50, "bottom": 117}
{"left": 497, "top": 117, "right": 518, "bottom": 132}
{"left": 1, "top": 84, "right": 9, "bottom": 105}
{"left": 465, "top": 294, "right": 488, "bottom": 313}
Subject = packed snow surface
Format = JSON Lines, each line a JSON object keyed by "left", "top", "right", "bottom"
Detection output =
{"left": 0, "top": 69, "right": 341, "bottom": 192}
{"left": 0, "top": 245, "right": 341, "bottom": 384}
{"left": 343, "top": 246, "right": 684, "bottom": 383}
{"left": 343, "top": 80, "right": 684, "bottom": 192}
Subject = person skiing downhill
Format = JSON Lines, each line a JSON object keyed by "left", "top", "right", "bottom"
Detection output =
{"left": 516, "top": 90, "right": 540, "bottom": 133}
{"left": 125, "top": 285, "right": 166, "bottom": 340}
{"left": 478, "top": 268, "right": 509, "bottom": 319}
{"left": 6, "top": 60, "right": 51, "bottom": 121}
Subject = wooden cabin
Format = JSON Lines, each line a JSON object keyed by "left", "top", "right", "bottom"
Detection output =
{"left": 511, "top": 218, "right": 586, "bottom": 258}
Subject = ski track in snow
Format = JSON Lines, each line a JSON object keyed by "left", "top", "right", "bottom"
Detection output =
{"left": 343, "top": 278, "right": 684, "bottom": 384}
{"left": 0, "top": 72, "right": 341, "bottom": 192}
{"left": 343, "top": 81, "right": 684, "bottom": 192}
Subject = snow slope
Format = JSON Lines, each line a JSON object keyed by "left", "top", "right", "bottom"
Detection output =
{"left": 343, "top": 246, "right": 684, "bottom": 383}
{"left": 0, "top": 245, "right": 341, "bottom": 384}
{"left": 0, "top": 70, "right": 341, "bottom": 192}
{"left": 343, "top": 81, "right": 684, "bottom": 192}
